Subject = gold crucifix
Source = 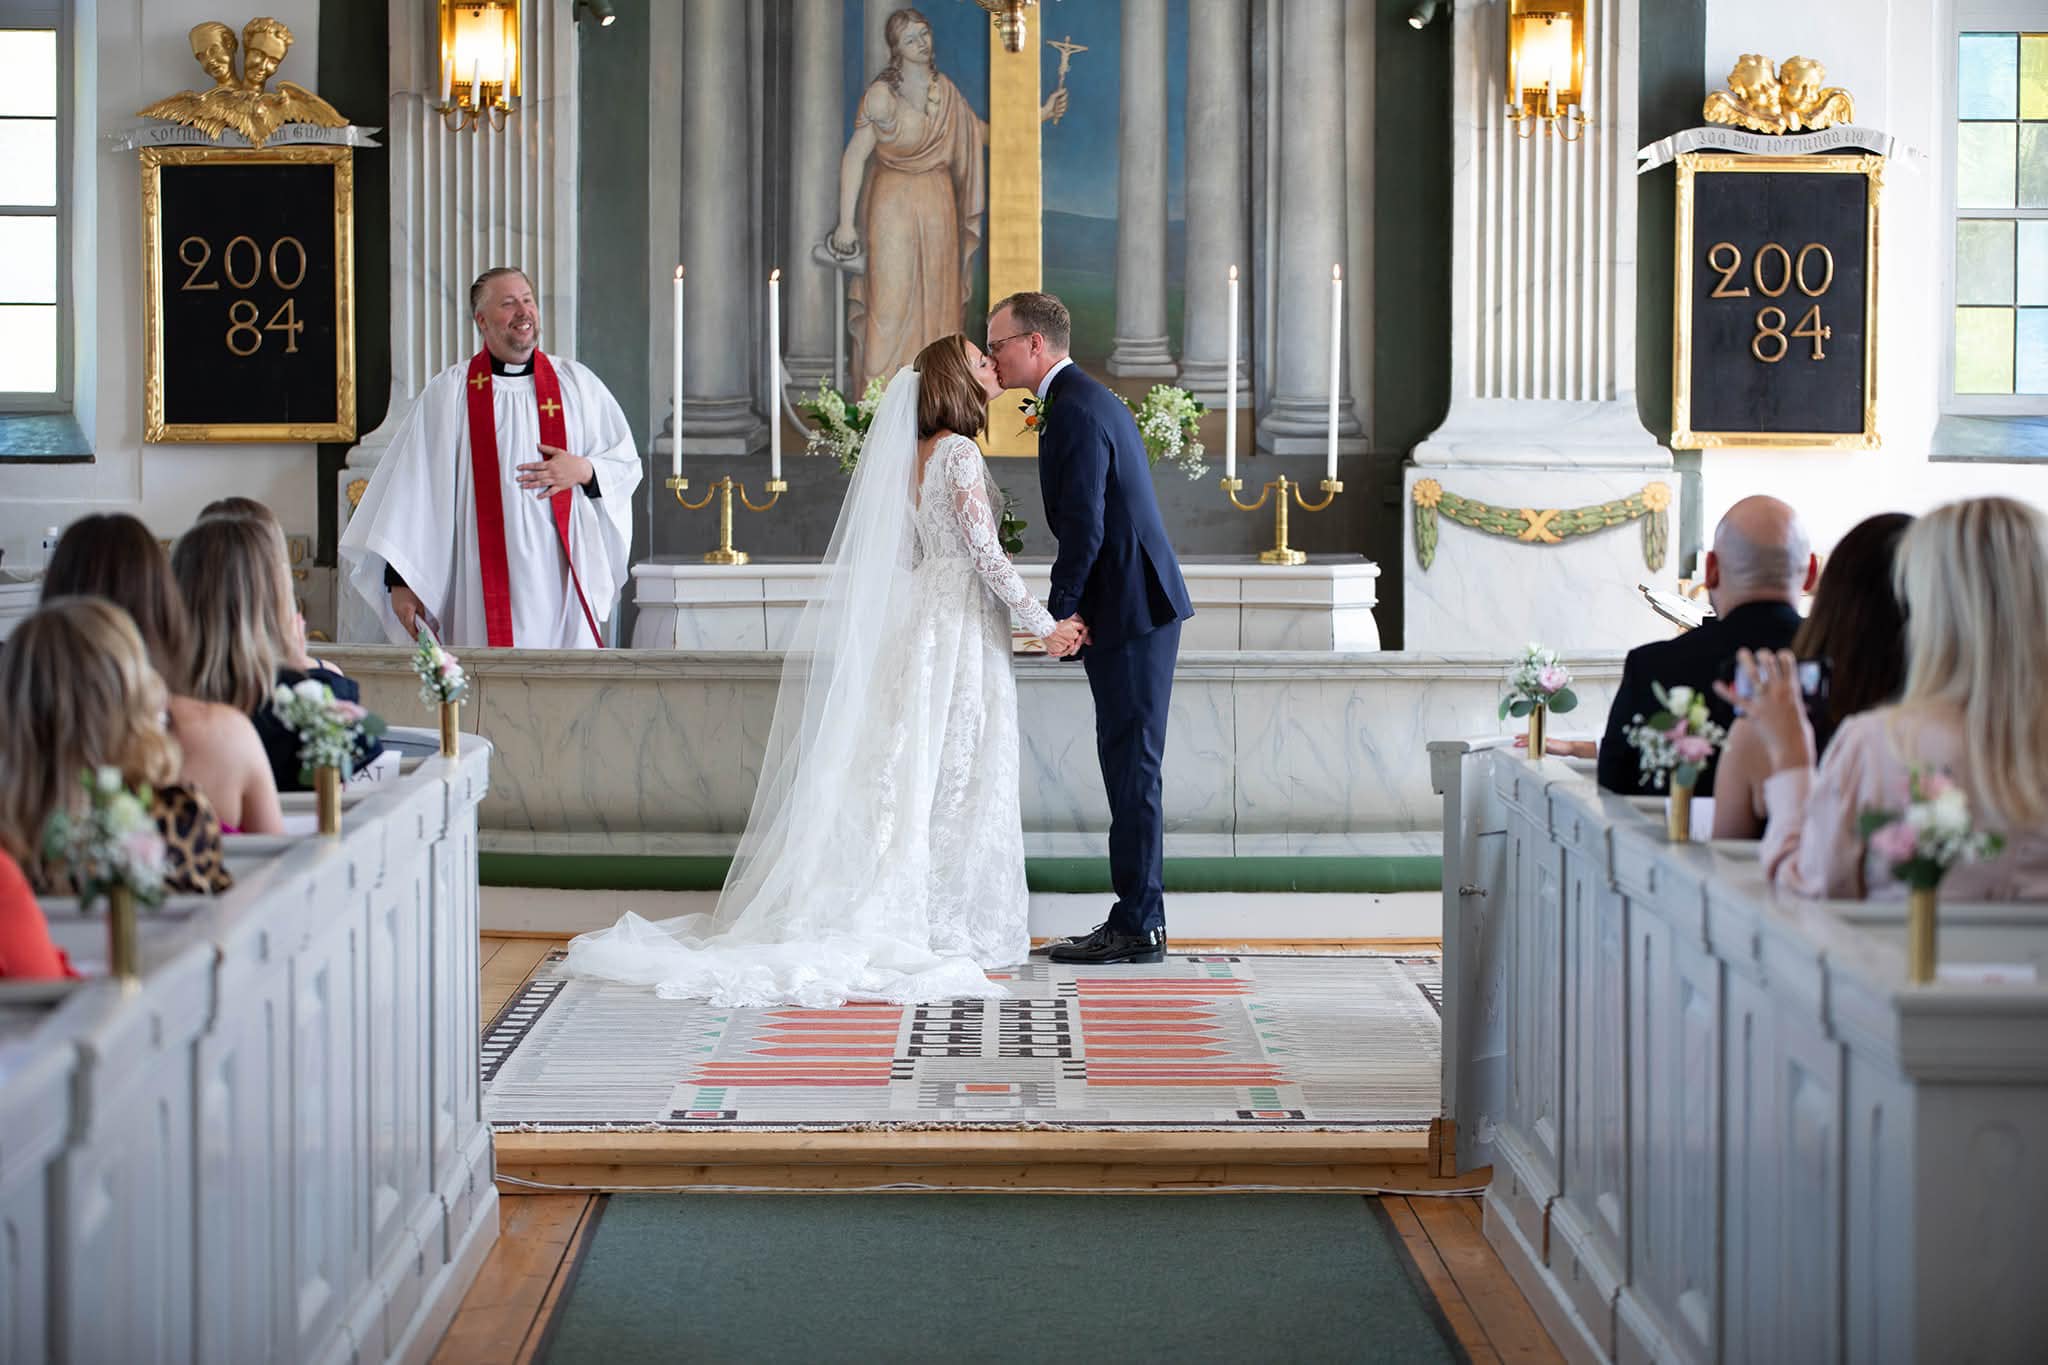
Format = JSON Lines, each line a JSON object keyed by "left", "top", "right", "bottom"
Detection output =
{"left": 1048, "top": 35, "right": 1086, "bottom": 124}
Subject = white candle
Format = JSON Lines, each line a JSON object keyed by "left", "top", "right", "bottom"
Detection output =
{"left": 469, "top": 59, "right": 480, "bottom": 105}
{"left": 1225, "top": 264, "right": 1239, "bottom": 482}
{"left": 1326, "top": 264, "right": 1342, "bottom": 483}
{"left": 440, "top": 59, "right": 452, "bottom": 105}
{"left": 671, "top": 266, "right": 685, "bottom": 479}
{"left": 768, "top": 268, "right": 782, "bottom": 480}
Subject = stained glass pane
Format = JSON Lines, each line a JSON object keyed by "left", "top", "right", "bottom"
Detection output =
{"left": 2021, "top": 221, "right": 2048, "bottom": 305}
{"left": 0, "top": 30, "right": 55, "bottom": 119}
{"left": 0, "top": 217, "right": 54, "bottom": 304}
{"left": 1957, "top": 307, "right": 2017, "bottom": 393}
{"left": 2023, "top": 35, "right": 2048, "bottom": 120}
{"left": 0, "top": 118, "right": 54, "bottom": 206}
{"left": 2019, "top": 308, "right": 2048, "bottom": 392}
{"left": 1960, "top": 122, "right": 2018, "bottom": 206}
{"left": 1962, "top": 33, "right": 2019, "bottom": 118}
{"left": 0, "top": 303, "right": 55, "bottom": 392}
{"left": 1958, "top": 219, "right": 2017, "bottom": 304}
{"left": 2023, "top": 122, "right": 2048, "bottom": 206}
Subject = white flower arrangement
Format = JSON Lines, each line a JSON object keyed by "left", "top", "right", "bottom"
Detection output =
{"left": 1860, "top": 770, "right": 2006, "bottom": 891}
{"left": 412, "top": 626, "right": 469, "bottom": 706}
{"left": 1123, "top": 384, "right": 1209, "bottom": 480}
{"left": 1623, "top": 682, "right": 1727, "bottom": 790}
{"left": 269, "top": 679, "right": 385, "bottom": 783}
{"left": 1499, "top": 643, "right": 1579, "bottom": 721}
{"left": 41, "top": 766, "right": 168, "bottom": 911}
{"left": 799, "top": 375, "right": 888, "bottom": 474}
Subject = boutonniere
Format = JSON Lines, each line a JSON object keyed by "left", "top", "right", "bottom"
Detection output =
{"left": 1018, "top": 393, "right": 1053, "bottom": 438}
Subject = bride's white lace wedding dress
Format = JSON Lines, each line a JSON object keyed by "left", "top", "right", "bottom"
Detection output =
{"left": 561, "top": 371, "right": 1053, "bottom": 1007}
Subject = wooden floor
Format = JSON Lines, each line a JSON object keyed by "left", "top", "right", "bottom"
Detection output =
{"left": 447, "top": 935, "right": 1561, "bottom": 1363}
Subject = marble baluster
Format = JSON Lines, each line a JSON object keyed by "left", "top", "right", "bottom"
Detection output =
{"left": 1106, "top": 0, "right": 1176, "bottom": 378}
{"left": 1178, "top": 0, "right": 1250, "bottom": 405}
{"left": 1255, "top": 0, "right": 1364, "bottom": 455}
{"left": 785, "top": 0, "right": 842, "bottom": 395}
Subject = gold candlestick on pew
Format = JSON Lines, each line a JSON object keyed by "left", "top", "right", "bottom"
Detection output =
{"left": 667, "top": 474, "right": 787, "bottom": 567}
{"left": 1219, "top": 473, "right": 1343, "bottom": 566}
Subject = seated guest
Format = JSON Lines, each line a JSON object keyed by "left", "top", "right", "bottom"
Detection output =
{"left": 0, "top": 848, "right": 76, "bottom": 980}
{"left": 1713, "top": 513, "right": 1913, "bottom": 839}
{"left": 0, "top": 598, "right": 232, "bottom": 896}
{"left": 1595, "top": 495, "right": 1818, "bottom": 796}
{"left": 199, "top": 496, "right": 346, "bottom": 676}
{"left": 41, "top": 514, "right": 285, "bottom": 835}
{"left": 1736, "top": 497, "right": 2048, "bottom": 900}
{"left": 172, "top": 517, "right": 381, "bottom": 791}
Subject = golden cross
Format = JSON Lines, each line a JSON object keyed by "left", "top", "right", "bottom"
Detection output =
{"left": 469, "top": 372, "right": 489, "bottom": 391}
{"left": 540, "top": 398, "right": 562, "bottom": 419}
{"left": 1518, "top": 508, "right": 1564, "bottom": 544}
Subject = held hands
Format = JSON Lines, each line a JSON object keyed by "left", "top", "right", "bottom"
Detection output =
{"left": 1712, "top": 647, "right": 1815, "bottom": 775}
{"left": 390, "top": 585, "right": 427, "bottom": 637}
{"left": 517, "top": 444, "right": 593, "bottom": 498}
{"left": 1040, "top": 615, "right": 1091, "bottom": 658}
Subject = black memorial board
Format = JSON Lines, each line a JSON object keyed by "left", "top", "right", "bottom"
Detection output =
{"left": 142, "top": 146, "right": 356, "bottom": 442}
{"left": 1672, "top": 152, "right": 1881, "bottom": 450}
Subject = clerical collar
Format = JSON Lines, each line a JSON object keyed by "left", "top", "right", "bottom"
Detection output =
{"left": 489, "top": 354, "right": 534, "bottom": 377}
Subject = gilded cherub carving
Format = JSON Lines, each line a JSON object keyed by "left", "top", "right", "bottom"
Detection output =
{"left": 1702, "top": 53, "right": 1854, "bottom": 135}
{"left": 136, "top": 17, "right": 346, "bottom": 147}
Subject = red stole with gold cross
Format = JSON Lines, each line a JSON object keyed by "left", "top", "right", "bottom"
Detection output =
{"left": 463, "top": 349, "right": 604, "bottom": 648}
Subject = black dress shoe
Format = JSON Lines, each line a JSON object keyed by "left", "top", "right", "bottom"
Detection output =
{"left": 1031, "top": 922, "right": 1106, "bottom": 956}
{"left": 1046, "top": 927, "right": 1167, "bottom": 965}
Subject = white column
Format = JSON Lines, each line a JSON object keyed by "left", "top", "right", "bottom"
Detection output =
{"left": 863, "top": 0, "right": 894, "bottom": 89}
{"left": 785, "top": 0, "right": 842, "bottom": 395}
{"left": 1255, "top": 0, "right": 1364, "bottom": 455}
{"left": 1106, "top": 0, "right": 1175, "bottom": 378}
{"left": 1177, "top": 0, "right": 1248, "bottom": 404}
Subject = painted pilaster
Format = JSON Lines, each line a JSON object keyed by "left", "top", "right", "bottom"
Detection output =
{"left": 1106, "top": 0, "right": 1175, "bottom": 379}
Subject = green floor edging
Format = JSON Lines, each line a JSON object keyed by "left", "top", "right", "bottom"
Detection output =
{"left": 479, "top": 851, "right": 1442, "bottom": 895}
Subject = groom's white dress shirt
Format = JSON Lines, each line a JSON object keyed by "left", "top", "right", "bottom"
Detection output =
{"left": 1036, "top": 356, "right": 1074, "bottom": 400}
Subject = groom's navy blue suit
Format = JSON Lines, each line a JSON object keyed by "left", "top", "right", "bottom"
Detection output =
{"left": 1036, "top": 362, "right": 1194, "bottom": 938}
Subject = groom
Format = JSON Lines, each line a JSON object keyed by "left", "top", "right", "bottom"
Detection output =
{"left": 987, "top": 292, "right": 1195, "bottom": 965}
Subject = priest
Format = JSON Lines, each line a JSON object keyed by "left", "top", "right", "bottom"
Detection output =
{"left": 340, "top": 267, "right": 641, "bottom": 648}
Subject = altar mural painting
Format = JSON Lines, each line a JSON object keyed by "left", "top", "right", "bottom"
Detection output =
{"left": 830, "top": 1, "right": 1189, "bottom": 388}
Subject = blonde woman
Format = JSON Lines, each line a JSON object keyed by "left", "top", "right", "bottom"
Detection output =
{"left": 1730, "top": 497, "right": 2048, "bottom": 899}
{"left": 42, "top": 514, "right": 283, "bottom": 835}
{"left": 199, "top": 496, "right": 346, "bottom": 675}
{"left": 0, "top": 598, "right": 232, "bottom": 896}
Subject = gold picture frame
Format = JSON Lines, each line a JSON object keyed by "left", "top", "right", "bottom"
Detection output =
{"left": 1671, "top": 151, "right": 1882, "bottom": 450}
{"left": 142, "top": 144, "right": 357, "bottom": 443}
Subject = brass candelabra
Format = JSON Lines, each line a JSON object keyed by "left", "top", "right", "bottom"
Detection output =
{"left": 1220, "top": 473, "right": 1343, "bottom": 565}
{"left": 667, "top": 474, "right": 786, "bottom": 566}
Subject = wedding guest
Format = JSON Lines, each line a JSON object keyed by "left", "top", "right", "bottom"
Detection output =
{"left": 173, "top": 516, "right": 382, "bottom": 792}
{"left": 1712, "top": 513, "right": 1912, "bottom": 839}
{"left": 1594, "top": 495, "right": 1817, "bottom": 796}
{"left": 41, "top": 514, "right": 284, "bottom": 835}
{"left": 0, "top": 598, "right": 232, "bottom": 896}
{"left": 0, "top": 848, "right": 76, "bottom": 980}
{"left": 199, "top": 496, "right": 345, "bottom": 675}
{"left": 1733, "top": 497, "right": 2048, "bottom": 899}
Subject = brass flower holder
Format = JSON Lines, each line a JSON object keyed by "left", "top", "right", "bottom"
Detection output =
{"left": 1907, "top": 886, "right": 1938, "bottom": 985}
{"left": 1527, "top": 702, "right": 1548, "bottom": 759}
{"left": 1667, "top": 781, "right": 1694, "bottom": 842}
{"left": 315, "top": 765, "right": 342, "bottom": 836}
{"left": 439, "top": 700, "right": 460, "bottom": 758}
{"left": 668, "top": 474, "right": 787, "bottom": 567}
{"left": 1220, "top": 474, "right": 1343, "bottom": 566}
{"left": 108, "top": 884, "right": 140, "bottom": 986}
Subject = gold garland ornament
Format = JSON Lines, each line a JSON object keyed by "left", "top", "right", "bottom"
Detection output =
{"left": 1413, "top": 478, "right": 1672, "bottom": 572}
{"left": 1701, "top": 53, "right": 1854, "bottom": 135}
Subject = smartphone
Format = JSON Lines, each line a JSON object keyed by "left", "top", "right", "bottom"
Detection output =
{"left": 1733, "top": 657, "right": 1828, "bottom": 704}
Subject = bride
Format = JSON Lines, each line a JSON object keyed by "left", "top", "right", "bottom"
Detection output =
{"left": 562, "top": 335, "right": 1081, "bottom": 1006}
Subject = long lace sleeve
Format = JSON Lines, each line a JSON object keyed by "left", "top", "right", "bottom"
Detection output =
{"left": 941, "top": 437, "right": 1056, "bottom": 638}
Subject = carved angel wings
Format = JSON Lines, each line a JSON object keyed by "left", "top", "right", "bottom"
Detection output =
{"left": 1703, "top": 54, "right": 1855, "bottom": 136}
{"left": 135, "top": 21, "right": 345, "bottom": 146}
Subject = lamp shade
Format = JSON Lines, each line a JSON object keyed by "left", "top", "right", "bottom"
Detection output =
{"left": 443, "top": 0, "right": 521, "bottom": 99}
{"left": 1507, "top": 1, "right": 1585, "bottom": 117}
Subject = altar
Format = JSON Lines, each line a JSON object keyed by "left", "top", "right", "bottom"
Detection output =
{"left": 629, "top": 554, "right": 1384, "bottom": 653}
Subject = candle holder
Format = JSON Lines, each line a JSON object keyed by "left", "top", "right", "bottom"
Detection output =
{"left": 668, "top": 474, "right": 787, "bottom": 567}
{"left": 434, "top": 86, "right": 516, "bottom": 133}
{"left": 1220, "top": 473, "right": 1343, "bottom": 565}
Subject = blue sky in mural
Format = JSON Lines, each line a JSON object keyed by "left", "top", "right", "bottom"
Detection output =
{"left": 1040, "top": 0, "right": 1188, "bottom": 221}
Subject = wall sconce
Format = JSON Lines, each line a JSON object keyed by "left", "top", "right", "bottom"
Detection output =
{"left": 973, "top": 0, "right": 1037, "bottom": 53}
{"left": 436, "top": 0, "right": 521, "bottom": 133}
{"left": 1505, "top": 0, "right": 1589, "bottom": 141}
{"left": 1408, "top": 1, "right": 1440, "bottom": 30}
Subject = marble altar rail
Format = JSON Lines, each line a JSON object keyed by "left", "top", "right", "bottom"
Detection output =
{"left": 0, "top": 731, "right": 495, "bottom": 1365}
{"left": 1432, "top": 741, "right": 2048, "bottom": 1363}
{"left": 320, "top": 647, "right": 1622, "bottom": 857}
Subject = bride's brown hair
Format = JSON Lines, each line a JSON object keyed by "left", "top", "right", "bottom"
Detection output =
{"left": 914, "top": 334, "right": 987, "bottom": 440}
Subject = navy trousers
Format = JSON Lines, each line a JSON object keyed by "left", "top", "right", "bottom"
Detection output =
{"left": 1082, "top": 618, "right": 1180, "bottom": 937}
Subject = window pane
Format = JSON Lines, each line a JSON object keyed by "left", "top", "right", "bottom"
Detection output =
{"left": 0, "top": 303, "right": 55, "bottom": 392}
{"left": 0, "top": 118, "right": 55, "bottom": 206}
{"left": 1959, "top": 122, "right": 2018, "bottom": 206}
{"left": 2024, "top": 34, "right": 2048, "bottom": 120}
{"left": 1961, "top": 33, "right": 2019, "bottom": 118}
{"left": 0, "top": 216, "right": 54, "bottom": 304}
{"left": 2024, "top": 122, "right": 2048, "bottom": 206}
{"left": 0, "top": 29, "right": 55, "bottom": 119}
{"left": 1956, "top": 307, "right": 2017, "bottom": 393}
{"left": 2020, "top": 308, "right": 2048, "bottom": 392}
{"left": 1958, "top": 219, "right": 2017, "bottom": 304}
{"left": 2021, "top": 221, "right": 2048, "bottom": 304}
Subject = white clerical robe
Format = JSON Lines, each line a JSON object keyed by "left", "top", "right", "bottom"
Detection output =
{"left": 340, "top": 356, "right": 641, "bottom": 648}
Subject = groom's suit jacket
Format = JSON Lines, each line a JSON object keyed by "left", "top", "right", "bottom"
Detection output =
{"left": 1036, "top": 364, "right": 1193, "bottom": 653}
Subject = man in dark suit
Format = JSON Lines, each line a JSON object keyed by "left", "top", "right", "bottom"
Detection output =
{"left": 987, "top": 291, "right": 1195, "bottom": 964}
{"left": 1595, "top": 495, "right": 1817, "bottom": 796}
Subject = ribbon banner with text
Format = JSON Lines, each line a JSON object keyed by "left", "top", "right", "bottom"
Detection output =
{"left": 1636, "top": 123, "right": 1898, "bottom": 174}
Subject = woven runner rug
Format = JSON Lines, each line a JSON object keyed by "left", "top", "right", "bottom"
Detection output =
{"left": 484, "top": 951, "right": 1441, "bottom": 1133}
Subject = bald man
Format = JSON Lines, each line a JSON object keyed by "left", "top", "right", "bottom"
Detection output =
{"left": 1595, "top": 495, "right": 1819, "bottom": 797}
